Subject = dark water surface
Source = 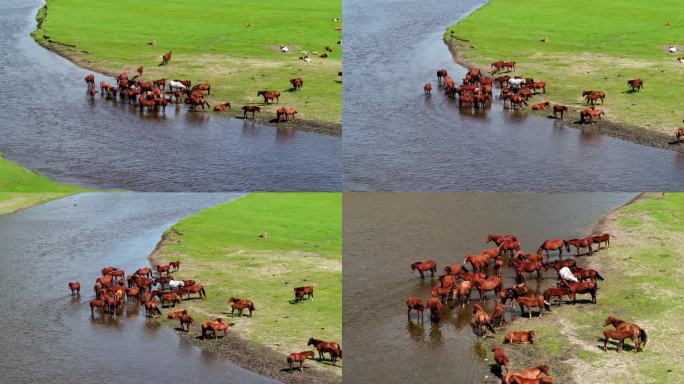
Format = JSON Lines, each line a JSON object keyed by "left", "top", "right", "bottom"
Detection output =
{"left": 0, "top": 0, "right": 340, "bottom": 191}
{"left": 343, "top": 0, "right": 684, "bottom": 191}
{"left": 343, "top": 192, "right": 635, "bottom": 383}
{"left": 0, "top": 193, "right": 279, "bottom": 384}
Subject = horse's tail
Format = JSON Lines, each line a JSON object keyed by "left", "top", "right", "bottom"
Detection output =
{"left": 595, "top": 272, "right": 605, "bottom": 281}
{"left": 639, "top": 328, "right": 648, "bottom": 347}
{"left": 461, "top": 264, "right": 469, "bottom": 273}
{"left": 337, "top": 347, "right": 343, "bottom": 358}
{"left": 487, "top": 320, "right": 496, "bottom": 334}
{"left": 201, "top": 287, "right": 206, "bottom": 297}
{"left": 543, "top": 300, "right": 552, "bottom": 311}
{"left": 249, "top": 303, "right": 255, "bottom": 311}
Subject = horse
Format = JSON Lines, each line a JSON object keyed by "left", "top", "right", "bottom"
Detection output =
{"left": 502, "top": 365, "right": 550, "bottom": 384}
{"left": 290, "top": 78, "right": 304, "bottom": 91}
{"left": 552, "top": 104, "right": 568, "bottom": 119}
{"left": 602, "top": 329, "right": 637, "bottom": 352}
{"left": 179, "top": 312, "right": 194, "bottom": 331}
{"left": 530, "top": 81, "right": 546, "bottom": 93}
{"left": 580, "top": 107, "right": 604, "bottom": 123}
{"left": 159, "top": 292, "right": 182, "bottom": 307}
{"left": 591, "top": 233, "right": 611, "bottom": 249}
{"left": 543, "top": 287, "right": 567, "bottom": 307}
{"left": 509, "top": 259, "right": 543, "bottom": 283}
{"left": 229, "top": 297, "right": 255, "bottom": 317}
{"left": 88, "top": 87, "right": 97, "bottom": 99}
{"left": 143, "top": 299, "right": 161, "bottom": 317}
{"left": 491, "top": 61, "right": 505, "bottom": 72}
{"left": 571, "top": 267, "right": 605, "bottom": 286}
{"left": 537, "top": 239, "right": 565, "bottom": 260}
{"left": 498, "top": 240, "right": 521, "bottom": 257}
{"left": 499, "top": 283, "right": 528, "bottom": 308}
{"left": 677, "top": 128, "right": 684, "bottom": 143}
{"left": 411, "top": 259, "right": 437, "bottom": 279}
{"left": 452, "top": 280, "right": 473, "bottom": 308}
{"left": 464, "top": 253, "right": 490, "bottom": 272}
{"left": 443, "top": 263, "right": 468, "bottom": 276}
{"left": 84, "top": 74, "right": 95, "bottom": 87}
{"left": 455, "top": 271, "right": 487, "bottom": 282}
{"left": 426, "top": 296, "right": 443, "bottom": 322}
{"left": 169, "top": 261, "right": 181, "bottom": 271}
{"left": 542, "top": 258, "right": 576, "bottom": 272}
{"left": 135, "top": 267, "right": 152, "bottom": 278}
{"left": 583, "top": 91, "right": 605, "bottom": 105}
{"left": 438, "top": 274, "right": 456, "bottom": 290}
{"left": 125, "top": 286, "right": 140, "bottom": 302}
{"left": 167, "top": 309, "right": 186, "bottom": 319}
{"left": 509, "top": 95, "right": 528, "bottom": 109}
{"left": 502, "top": 61, "right": 516, "bottom": 71}
{"left": 532, "top": 102, "right": 550, "bottom": 110}
{"left": 168, "top": 80, "right": 187, "bottom": 92}
{"left": 156, "top": 264, "right": 172, "bottom": 276}
{"left": 294, "top": 286, "right": 314, "bottom": 302}
{"left": 507, "top": 78, "right": 525, "bottom": 89}
{"left": 68, "top": 281, "right": 80, "bottom": 296}
{"left": 565, "top": 237, "right": 593, "bottom": 256}
{"left": 276, "top": 107, "right": 289, "bottom": 122}
{"left": 180, "top": 284, "right": 206, "bottom": 300}
{"left": 436, "top": 69, "right": 448, "bottom": 82}
{"left": 487, "top": 234, "right": 517, "bottom": 246}
{"left": 627, "top": 79, "right": 643, "bottom": 92}
{"left": 492, "top": 346, "right": 509, "bottom": 375}
{"left": 287, "top": 351, "right": 315, "bottom": 373}
{"left": 136, "top": 66, "right": 144, "bottom": 76}
{"left": 472, "top": 304, "right": 496, "bottom": 338}
{"left": 242, "top": 105, "right": 261, "bottom": 119}
{"left": 424, "top": 83, "right": 432, "bottom": 95}
{"left": 559, "top": 280, "right": 597, "bottom": 304}
{"left": 257, "top": 90, "right": 280, "bottom": 104}
{"left": 90, "top": 298, "right": 106, "bottom": 315}
{"left": 169, "top": 280, "right": 184, "bottom": 290}
{"left": 604, "top": 316, "right": 647, "bottom": 352}
{"left": 192, "top": 83, "right": 211, "bottom": 95}
{"left": 508, "top": 377, "right": 554, "bottom": 384}
{"left": 516, "top": 294, "right": 550, "bottom": 318}
{"left": 96, "top": 274, "right": 113, "bottom": 287}
{"left": 406, "top": 296, "right": 425, "bottom": 320}
{"left": 490, "top": 303, "right": 506, "bottom": 328}
{"left": 493, "top": 256, "right": 505, "bottom": 277}
{"left": 307, "top": 338, "right": 342, "bottom": 364}
{"left": 201, "top": 319, "right": 232, "bottom": 339}
{"left": 473, "top": 276, "right": 502, "bottom": 301}
{"left": 161, "top": 51, "right": 172, "bottom": 65}
{"left": 504, "top": 330, "right": 535, "bottom": 344}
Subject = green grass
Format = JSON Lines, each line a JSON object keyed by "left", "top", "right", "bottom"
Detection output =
{"left": 446, "top": 0, "right": 684, "bottom": 135}
{"left": 0, "top": 192, "right": 75, "bottom": 216}
{"left": 35, "top": 0, "right": 342, "bottom": 125}
{"left": 156, "top": 193, "right": 341, "bottom": 371}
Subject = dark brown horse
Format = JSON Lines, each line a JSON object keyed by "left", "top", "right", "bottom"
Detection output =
{"left": 68, "top": 281, "right": 80, "bottom": 296}
{"left": 290, "top": 78, "right": 304, "bottom": 91}
{"left": 436, "top": 69, "right": 448, "bottom": 82}
{"left": 604, "top": 316, "right": 646, "bottom": 351}
{"left": 490, "top": 303, "right": 506, "bottom": 328}
{"left": 591, "top": 233, "right": 611, "bottom": 249}
{"left": 627, "top": 79, "right": 644, "bottom": 92}
{"left": 677, "top": 128, "right": 684, "bottom": 143}
{"left": 169, "top": 261, "right": 181, "bottom": 271}
{"left": 242, "top": 105, "right": 261, "bottom": 119}
{"left": 411, "top": 259, "right": 437, "bottom": 279}
{"left": 492, "top": 346, "right": 509, "bottom": 375}
{"left": 84, "top": 74, "right": 95, "bottom": 87}
{"left": 307, "top": 338, "right": 342, "bottom": 364}
{"left": 159, "top": 291, "right": 182, "bottom": 307}
{"left": 287, "top": 351, "right": 315, "bottom": 373}
{"left": 552, "top": 104, "right": 568, "bottom": 119}
{"left": 156, "top": 264, "right": 172, "bottom": 276}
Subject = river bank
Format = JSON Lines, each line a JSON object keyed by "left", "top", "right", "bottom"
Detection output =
{"left": 148, "top": 193, "right": 342, "bottom": 383}
{"left": 33, "top": 0, "right": 341, "bottom": 135}
{"left": 480, "top": 192, "right": 684, "bottom": 383}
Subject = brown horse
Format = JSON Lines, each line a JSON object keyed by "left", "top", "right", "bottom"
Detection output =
{"left": 532, "top": 101, "right": 550, "bottom": 110}
{"left": 502, "top": 61, "right": 516, "bottom": 71}
{"left": 499, "top": 283, "right": 528, "bottom": 308}
{"left": 180, "top": 284, "right": 206, "bottom": 300}
{"left": 602, "top": 329, "right": 637, "bottom": 352}
{"left": 464, "top": 253, "right": 491, "bottom": 272}
{"left": 583, "top": 91, "right": 605, "bottom": 105}
{"left": 509, "top": 259, "right": 543, "bottom": 283}
{"left": 543, "top": 287, "right": 567, "bottom": 307}
{"left": 591, "top": 233, "right": 611, "bottom": 249}
{"left": 472, "top": 304, "right": 496, "bottom": 338}
{"left": 290, "top": 78, "right": 304, "bottom": 91}
{"left": 559, "top": 280, "right": 597, "bottom": 304}
{"left": 167, "top": 309, "right": 187, "bottom": 319}
{"left": 493, "top": 256, "right": 505, "bottom": 277}
{"left": 570, "top": 267, "right": 605, "bottom": 286}
{"left": 504, "top": 330, "right": 535, "bottom": 344}
{"left": 516, "top": 294, "right": 550, "bottom": 318}
{"left": 294, "top": 286, "right": 314, "bottom": 302}
{"left": 424, "top": 82, "right": 432, "bottom": 95}
{"left": 509, "top": 377, "right": 554, "bottom": 384}
{"left": 565, "top": 237, "right": 593, "bottom": 256}
{"left": 68, "top": 281, "right": 80, "bottom": 296}
{"left": 490, "top": 303, "right": 506, "bottom": 328}
{"left": 443, "top": 263, "right": 469, "bottom": 275}
{"left": 125, "top": 286, "right": 140, "bottom": 302}
{"left": 156, "top": 264, "right": 172, "bottom": 276}
{"left": 84, "top": 74, "right": 95, "bottom": 87}
{"left": 436, "top": 69, "right": 448, "bottom": 82}
{"left": 242, "top": 105, "right": 261, "bottom": 119}
{"left": 257, "top": 90, "right": 280, "bottom": 104}
{"left": 530, "top": 82, "right": 546, "bottom": 93}
{"left": 169, "top": 261, "right": 181, "bottom": 271}
{"left": 473, "top": 276, "right": 502, "bottom": 301}
{"left": 135, "top": 267, "right": 152, "bottom": 277}
{"left": 502, "top": 365, "right": 551, "bottom": 384}
{"left": 491, "top": 61, "right": 505, "bottom": 71}
{"left": 627, "top": 79, "right": 643, "bottom": 92}
{"left": 537, "top": 239, "right": 565, "bottom": 260}
{"left": 287, "top": 351, "right": 315, "bottom": 373}
{"left": 90, "top": 298, "right": 106, "bottom": 315}
{"left": 193, "top": 83, "right": 212, "bottom": 95}
{"left": 455, "top": 271, "right": 487, "bottom": 282}
{"left": 179, "top": 311, "right": 194, "bottom": 332}
{"left": 406, "top": 296, "right": 425, "bottom": 320}
{"left": 604, "top": 316, "right": 647, "bottom": 352}
{"left": 499, "top": 240, "right": 521, "bottom": 257}
{"left": 492, "top": 346, "right": 509, "bottom": 375}
{"left": 426, "top": 296, "right": 443, "bottom": 321}
{"left": 552, "top": 104, "right": 568, "bottom": 119}
{"left": 201, "top": 319, "right": 232, "bottom": 339}
{"left": 452, "top": 280, "right": 473, "bottom": 308}
{"left": 161, "top": 51, "right": 172, "bottom": 65}
{"left": 542, "top": 258, "right": 576, "bottom": 272}
{"left": 677, "top": 128, "right": 684, "bottom": 143}
{"left": 411, "top": 259, "right": 437, "bottom": 279}
{"left": 143, "top": 299, "right": 162, "bottom": 317}
{"left": 307, "top": 338, "right": 342, "bottom": 364}
{"left": 229, "top": 297, "right": 255, "bottom": 317}
{"left": 487, "top": 234, "right": 517, "bottom": 246}
{"left": 159, "top": 292, "right": 182, "bottom": 307}
{"left": 213, "top": 102, "right": 232, "bottom": 112}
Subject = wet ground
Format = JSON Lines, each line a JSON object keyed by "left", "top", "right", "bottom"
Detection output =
{"left": 0, "top": 0, "right": 340, "bottom": 191}
{"left": 0, "top": 193, "right": 283, "bottom": 384}
{"left": 343, "top": 192, "right": 635, "bottom": 383}
{"left": 343, "top": 0, "right": 684, "bottom": 191}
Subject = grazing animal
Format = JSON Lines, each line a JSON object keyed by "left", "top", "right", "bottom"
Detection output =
{"left": 552, "top": 104, "right": 568, "bottom": 119}
{"left": 543, "top": 287, "right": 567, "bottom": 307}
{"left": 125, "top": 286, "right": 140, "bottom": 301}
{"left": 426, "top": 296, "right": 443, "bottom": 321}
{"left": 602, "top": 329, "right": 637, "bottom": 352}
{"left": 257, "top": 90, "right": 280, "bottom": 104}
{"left": 627, "top": 79, "right": 644, "bottom": 91}
{"left": 499, "top": 283, "right": 528, "bottom": 307}
{"left": 490, "top": 303, "right": 506, "bottom": 328}
{"left": 487, "top": 234, "right": 517, "bottom": 246}
{"left": 406, "top": 296, "right": 425, "bottom": 321}
{"left": 290, "top": 78, "right": 304, "bottom": 91}
{"left": 472, "top": 304, "right": 496, "bottom": 338}
{"left": 410, "top": 259, "right": 437, "bottom": 279}
{"left": 159, "top": 292, "right": 182, "bottom": 307}
{"left": 161, "top": 51, "right": 173, "bottom": 65}
{"left": 498, "top": 240, "right": 521, "bottom": 257}
{"left": 135, "top": 267, "right": 152, "bottom": 278}
{"left": 443, "top": 263, "right": 468, "bottom": 275}
{"left": 168, "top": 80, "right": 187, "bottom": 92}
{"left": 180, "top": 284, "right": 206, "bottom": 300}
{"left": 565, "top": 237, "right": 594, "bottom": 256}
{"left": 179, "top": 311, "right": 194, "bottom": 331}
{"left": 504, "top": 330, "right": 536, "bottom": 344}
{"left": 424, "top": 82, "right": 432, "bottom": 95}
{"left": 604, "top": 316, "right": 647, "bottom": 352}
{"left": 192, "top": 83, "right": 211, "bottom": 95}
{"left": 591, "top": 233, "right": 611, "bottom": 249}
{"left": 156, "top": 264, "right": 172, "bottom": 276}
{"left": 68, "top": 281, "right": 80, "bottom": 296}
{"left": 473, "top": 276, "right": 502, "bottom": 301}
{"left": 307, "top": 338, "right": 342, "bottom": 364}
{"left": 201, "top": 319, "right": 232, "bottom": 339}
{"left": 492, "top": 346, "right": 509, "bottom": 375}
{"left": 516, "top": 294, "right": 550, "bottom": 318}
{"left": 580, "top": 107, "right": 604, "bottom": 123}
{"left": 136, "top": 66, "right": 144, "bottom": 76}
{"left": 229, "top": 297, "right": 255, "bottom": 317}
{"left": 530, "top": 81, "right": 546, "bottom": 93}
{"left": 242, "top": 105, "right": 261, "bottom": 119}
{"left": 287, "top": 351, "right": 315, "bottom": 373}
{"left": 294, "top": 286, "right": 314, "bottom": 302}
{"left": 583, "top": 91, "right": 605, "bottom": 105}
{"left": 559, "top": 280, "right": 597, "bottom": 304}
{"left": 452, "top": 280, "right": 473, "bottom": 308}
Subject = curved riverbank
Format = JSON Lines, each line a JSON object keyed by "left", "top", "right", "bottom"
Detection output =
{"left": 148, "top": 193, "right": 342, "bottom": 383}
{"left": 33, "top": 1, "right": 341, "bottom": 136}
{"left": 480, "top": 192, "right": 684, "bottom": 383}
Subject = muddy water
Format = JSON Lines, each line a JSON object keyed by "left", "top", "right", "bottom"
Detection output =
{"left": 0, "top": 193, "right": 278, "bottom": 384}
{"left": 343, "top": 192, "right": 635, "bottom": 383}
{"left": 0, "top": 0, "right": 340, "bottom": 191}
{"left": 343, "top": 0, "right": 684, "bottom": 191}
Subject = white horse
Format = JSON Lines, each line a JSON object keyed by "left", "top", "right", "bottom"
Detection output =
{"left": 508, "top": 78, "right": 526, "bottom": 89}
{"left": 668, "top": 45, "right": 678, "bottom": 53}
{"left": 279, "top": 45, "right": 289, "bottom": 52}
{"left": 168, "top": 80, "right": 187, "bottom": 92}
{"left": 169, "top": 280, "right": 185, "bottom": 290}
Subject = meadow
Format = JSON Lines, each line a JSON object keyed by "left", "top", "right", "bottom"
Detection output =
{"left": 446, "top": 0, "right": 684, "bottom": 137}
{"left": 34, "top": 0, "right": 342, "bottom": 127}
{"left": 154, "top": 192, "right": 342, "bottom": 373}
{"left": 481, "top": 193, "right": 684, "bottom": 383}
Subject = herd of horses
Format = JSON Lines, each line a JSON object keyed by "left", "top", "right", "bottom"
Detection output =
{"left": 404, "top": 232, "right": 647, "bottom": 383}
{"left": 425, "top": 61, "right": 683, "bottom": 141}
{"left": 68, "top": 261, "right": 339, "bottom": 374}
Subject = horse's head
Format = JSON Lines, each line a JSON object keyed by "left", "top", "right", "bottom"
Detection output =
{"left": 537, "top": 364, "right": 549, "bottom": 375}
{"left": 307, "top": 337, "right": 316, "bottom": 346}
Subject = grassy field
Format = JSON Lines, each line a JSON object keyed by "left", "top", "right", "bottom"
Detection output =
{"left": 481, "top": 193, "right": 684, "bottom": 383}
{"left": 153, "top": 193, "right": 342, "bottom": 373}
{"left": 34, "top": 0, "right": 342, "bottom": 127}
{"left": 446, "top": 0, "right": 684, "bottom": 136}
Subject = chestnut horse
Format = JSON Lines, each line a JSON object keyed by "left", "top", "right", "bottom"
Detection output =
{"left": 287, "top": 351, "right": 315, "bottom": 373}
{"left": 290, "top": 77, "right": 304, "bottom": 91}
{"left": 504, "top": 330, "right": 535, "bottom": 344}
{"left": 509, "top": 377, "right": 554, "bottom": 384}
{"left": 565, "top": 237, "right": 593, "bottom": 256}
{"left": 552, "top": 104, "right": 568, "bottom": 119}
{"left": 229, "top": 297, "right": 255, "bottom": 317}
{"left": 487, "top": 234, "right": 517, "bottom": 246}
{"left": 473, "top": 276, "right": 502, "bottom": 301}
{"left": 135, "top": 267, "right": 152, "bottom": 277}
{"left": 604, "top": 316, "right": 647, "bottom": 352}
{"left": 509, "top": 259, "right": 542, "bottom": 283}
{"left": 602, "top": 329, "right": 637, "bottom": 352}
{"left": 436, "top": 69, "right": 448, "bottom": 82}
{"left": 411, "top": 259, "right": 437, "bottom": 279}
{"left": 532, "top": 102, "right": 550, "bottom": 110}
{"left": 499, "top": 283, "right": 528, "bottom": 308}
{"left": 543, "top": 287, "right": 567, "bottom": 307}
{"left": 502, "top": 365, "right": 550, "bottom": 384}
{"left": 159, "top": 292, "right": 182, "bottom": 307}
{"left": 452, "top": 280, "right": 473, "bottom": 308}
{"left": 443, "top": 263, "right": 469, "bottom": 275}
{"left": 583, "top": 91, "right": 605, "bottom": 105}
{"left": 530, "top": 82, "right": 546, "bottom": 93}
{"left": 161, "top": 51, "right": 172, "bottom": 65}
{"left": 490, "top": 303, "right": 506, "bottom": 328}
{"left": 542, "top": 259, "right": 576, "bottom": 272}
{"left": 179, "top": 311, "right": 194, "bottom": 331}
{"left": 591, "top": 233, "right": 611, "bottom": 249}
{"left": 472, "top": 304, "right": 496, "bottom": 338}
{"left": 464, "top": 253, "right": 490, "bottom": 272}
{"left": 627, "top": 79, "right": 643, "bottom": 92}
{"left": 257, "top": 90, "right": 280, "bottom": 104}
{"left": 307, "top": 338, "right": 342, "bottom": 364}
{"left": 537, "top": 239, "right": 565, "bottom": 260}
{"left": 242, "top": 105, "right": 261, "bottom": 119}
{"left": 406, "top": 296, "right": 425, "bottom": 320}
{"left": 156, "top": 264, "right": 172, "bottom": 276}
{"left": 68, "top": 281, "right": 80, "bottom": 296}
{"left": 427, "top": 296, "right": 443, "bottom": 322}
{"left": 424, "top": 83, "right": 432, "bottom": 95}
{"left": 169, "top": 261, "right": 181, "bottom": 271}
{"left": 180, "top": 284, "right": 206, "bottom": 300}
{"left": 499, "top": 240, "right": 521, "bottom": 257}
{"left": 492, "top": 346, "right": 509, "bottom": 375}
{"left": 570, "top": 267, "right": 605, "bottom": 286}
{"left": 559, "top": 280, "right": 597, "bottom": 304}
{"left": 516, "top": 294, "right": 550, "bottom": 318}
{"left": 167, "top": 309, "right": 186, "bottom": 319}
{"left": 201, "top": 319, "right": 232, "bottom": 339}
{"left": 84, "top": 74, "right": 95, "bottom": 87}
{"left": 677, "top": 128, "right": 684, "bottom": 143}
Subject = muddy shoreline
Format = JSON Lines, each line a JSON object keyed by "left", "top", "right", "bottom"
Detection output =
{"left": 444, "top": 37, "right": 683, "bottom": 154}
{"left": 32, "top": 7, "right": 340, "bottom": 137}
{"left": 148, "top": 229, "right": 340, "bottom": 384}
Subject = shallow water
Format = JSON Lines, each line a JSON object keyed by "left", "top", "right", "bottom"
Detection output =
{"left": 343, "top": 192, "right": 635, "bottom": 383}
{"left": 0, "top": 0, "right": 340, "bottom": 191}
{"left": 343, "top": 0, "right": 684, "bottom": 191}
{"left": 0, "top": 193, "right": 279, "bottom": 384}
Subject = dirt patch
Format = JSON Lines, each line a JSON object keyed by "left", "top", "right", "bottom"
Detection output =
{"left": 444, "top": 37, "right": 684, "bottom": 153}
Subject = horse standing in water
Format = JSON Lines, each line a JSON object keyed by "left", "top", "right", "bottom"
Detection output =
{"left": 410, "top": 259, "right": 437, "bottom": 279}
{"left": 424, "top": 82, "right": 432, "bottom": 95}
{"left": 565, "top": 237, "right": 593, "bottom": 256}
{"left": 492, "top": 346, "right": 509, "bottom": 375}
{"left": 486, "top": 234, "right": 517, "bottom": 246}
{"left": 472, "top": 304, "right": 496, "bottom": 338}
{"left": 307, "top": 338, "right": 342, "bottom": 365}
{"left": 68, "top": 281, "right": 80, "bottom": 296}
{"left": 537, "top": 239, "right": 565, "bottom": 260}
{"left": 406, "top": 296, "right": 425, "bottom": 320}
